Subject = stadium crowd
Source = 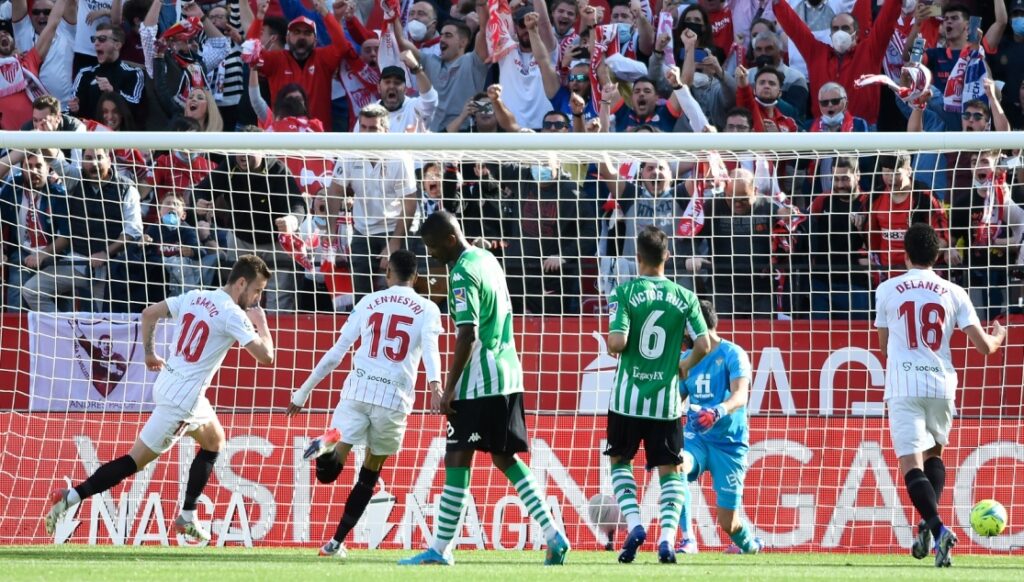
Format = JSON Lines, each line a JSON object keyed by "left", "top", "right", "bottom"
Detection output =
{"left": 0, "top": 0, "right": 1023, "bottom": 319}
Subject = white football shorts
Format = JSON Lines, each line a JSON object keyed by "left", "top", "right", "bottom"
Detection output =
{"left": 332, "top": 398, "right": 408, "bottom": 456}
{"left": 887, "top": 397, "right": 955, "bottom": 457}
{"left": 139, "top": 397, "right": 217, "bottom": 454}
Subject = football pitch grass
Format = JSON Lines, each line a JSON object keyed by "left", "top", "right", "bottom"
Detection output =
{"left": 2, "top": 546, "right": 1024, "bottom": 581}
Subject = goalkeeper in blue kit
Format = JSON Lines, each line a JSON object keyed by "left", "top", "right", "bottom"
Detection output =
{"left": 676, "top": 300, "right": 764, "bottom": 555}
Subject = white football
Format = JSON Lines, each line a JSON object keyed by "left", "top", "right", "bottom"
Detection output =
{"left": 587, "top": 493, "right": 622, "bottom": 534}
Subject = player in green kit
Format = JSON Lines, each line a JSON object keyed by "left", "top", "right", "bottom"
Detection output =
{"left": 605, "top": 225, "right": 711, "bottom": 565}
{"left": 399, "top": 211, "right": 570, "bottom": 566}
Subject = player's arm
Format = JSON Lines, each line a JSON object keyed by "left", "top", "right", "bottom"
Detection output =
{"left": 422, "top": 310, "right": 444, "bottom": 413}
{"left": 607, "top": 332, "right": 627, "bottom": 354}
{"left": 721, "top": 376, "right": 750, "bottom": 414}
{"left": 441, "top": 323, "right": 477, "bottom": 414}
{"left": 606, "top": 289, "right": 628, "bottom": 354}
{"left": 964, "top": 322, "right": 1007, "bottom": 356}
{"left": 287, "top": 312, "right": 360, "bottom": 414}
{"left": 679, "top": 333, "right": 710, "bottom": 380}
{"left": 877, "top": 326, "right": 889, "bottom": 361}
{"left": 242, "top": 307, "right": 275, "bottom": 365}
{"left": 141, "top": 301, "right": 171, "bottom": 371}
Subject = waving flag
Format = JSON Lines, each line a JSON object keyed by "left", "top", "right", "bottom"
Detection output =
{"left": 486, "top": 0, "right": 517, "bottom": 63}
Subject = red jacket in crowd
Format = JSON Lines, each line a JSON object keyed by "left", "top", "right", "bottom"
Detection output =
{"left": 247, "top": 15, "right": 357, "bottom": 130}
{"left": 773, "top": 0, "right": 902, "bottom": 125}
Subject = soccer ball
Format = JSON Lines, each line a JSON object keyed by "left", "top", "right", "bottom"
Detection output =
{"left": 970, "top": 499, "right": 1008, "bottom": 536}
{"left": 587, "top": 493, "right": 622, "bottom": 535}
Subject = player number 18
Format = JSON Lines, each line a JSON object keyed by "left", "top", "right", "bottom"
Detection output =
{"left": 897, "top": 300, "right": 945, "bottom": 351}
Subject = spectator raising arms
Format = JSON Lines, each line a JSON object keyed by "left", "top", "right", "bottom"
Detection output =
{"left": 0, "top": 7, "right": 63, "bottom": 130}
{"left": 247, "top": 0, "right": 357, "bottom": 130}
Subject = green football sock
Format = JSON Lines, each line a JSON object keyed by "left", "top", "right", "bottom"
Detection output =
{"left": 431, "top": 466, "right": 470, "bottom": 554}
{"left": 505, "top": 460, "right": 557, "bottom": 541}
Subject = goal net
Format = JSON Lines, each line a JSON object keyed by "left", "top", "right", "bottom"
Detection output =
{"left": 0, "top": 132, "right": 1020, "bottom": 553}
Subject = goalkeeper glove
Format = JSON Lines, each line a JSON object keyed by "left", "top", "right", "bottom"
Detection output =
{"left": 693, "top": 404, "right": 727, "bottom": 434}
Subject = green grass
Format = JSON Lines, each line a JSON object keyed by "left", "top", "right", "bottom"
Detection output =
{"left": 2, "top": 546, "right": 1023, "bottom": 581}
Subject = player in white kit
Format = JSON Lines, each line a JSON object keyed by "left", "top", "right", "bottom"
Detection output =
{"left": 288, "top": 249, "right": 442, "bottom": 558}
{"left": 44, "top": 255, "right": 276, "bottom": 541}
{"left": 875, "top": 224, "right": 1006, "bottom": 568}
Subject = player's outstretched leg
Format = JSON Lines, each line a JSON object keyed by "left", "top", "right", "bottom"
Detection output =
{"left": 173, "top": 448, "right": 219, "bottom": 542}
{"left": 502, "top": 458, "right": 570, "bottom": 565}
{"left": 304, "top": 427, "right": 342, "bottom": 462}
{"left": 320, "top": 465, "right": 381, "bottom": 559}
{"left": 610, "top": 463, "right": 646, "bottom": 563}
{"left": 306, "top": 428, "right": 344, "bottom": 485}
{"left": 657, "top": 472, "right": 684, "bottom": 563}
{"left": 46, "top": 454, "right": 140, "bottom": 535}
{"left": 675, "top": 479, "right": 698, "bottom": 554}
{"left": 398, "top": 466, "right": 468, "bottom": 565}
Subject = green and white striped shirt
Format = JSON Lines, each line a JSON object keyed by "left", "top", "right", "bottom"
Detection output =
{"left": 448, "top": 247, "right": 523, "bottom": 400}
{"left": 608, "top": 276, "right": 707, "bottom": 420}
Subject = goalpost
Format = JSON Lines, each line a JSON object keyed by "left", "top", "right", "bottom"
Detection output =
{"left": 0, "top": 131, "right": 1020, "bottom": 553}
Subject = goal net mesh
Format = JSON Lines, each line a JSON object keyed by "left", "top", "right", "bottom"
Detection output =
{"left": 0, "top": 137, "right": 1021, "bottom": 553}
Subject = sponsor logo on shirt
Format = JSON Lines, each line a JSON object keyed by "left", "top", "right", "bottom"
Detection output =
{"left": 468, "top": 433, "right": 482, "bottom": 443}
{"left": 631, "top": 366, "right": 664, "bottom": 382}
{"left": 882, "top": 230, "right": 905, "bottom": 241}
{"left": 354, "top": 367, "right": 406, "bottom": 387}
{"left": 453, "top": 287, "right": 467, "bottom": 312}
{"left": 452, "top": 272, "right": 463, "bottom": 282}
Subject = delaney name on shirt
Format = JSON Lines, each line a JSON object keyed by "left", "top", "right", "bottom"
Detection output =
{"left": 894, "top": 279, "right": 950, "bottom": 297}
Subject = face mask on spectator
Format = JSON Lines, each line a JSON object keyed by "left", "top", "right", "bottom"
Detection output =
{"left": 313, "top": 216, "right": 328, "bottom": 229}
{"left": 531, "top": 165, "right": 554, "bottom": 181}
{"left": 617, "top": 24, "right": 632, "bottom": 46}
{"left": 692, "top": 71, "right": 712, "bottom": 88}
{"left": 821, "top": 112, "right": 845, "bottom": 126}
{"left": 973, "top": 177, "right": 993, "bottom": 191}
{"left": 173, "top": 150, "right": 199, "bottom": 162}
{"left": 406, "top": 20, "right": 429, "bottom": 42}
{"left": 1012, "top": 17, "right": 1024, "bottom": 36}
{"left": 682, "top": 22, "right": 703, "bottom": 37}
{"left": 831, "top": 30, "right": 853, "bottom": 54}
{"left": 754, "top": 54, "right": 774, "bottom": 68}
{"left": 162, "top": 212, "right": 180, "bottom": 228}
{"left": 754, "top": 95, "right": 778, "bottom": 107}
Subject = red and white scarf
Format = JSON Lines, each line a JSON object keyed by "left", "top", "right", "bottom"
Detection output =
{"left": 944, "top": 46, "right": 986, "bottom": 113}
{"left": 590, "top": 24, "right": 621, "bottom": 111}
{"left": 485, "top": 0, "right": 517, "bottom": 63}
{"left": 0, "top": 55, "right": 47, "bottom": 100}
{"left": 975, "top": 178, "right": 1008, "bottom": 246}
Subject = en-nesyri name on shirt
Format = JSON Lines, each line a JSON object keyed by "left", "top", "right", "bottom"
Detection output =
{"left": 366, "top": 293, "right": 425, "bottom": 315}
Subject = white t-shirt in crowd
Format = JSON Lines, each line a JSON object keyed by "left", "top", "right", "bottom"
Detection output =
{"left": 332, "top": 155, "right": 417, "bottom": 236}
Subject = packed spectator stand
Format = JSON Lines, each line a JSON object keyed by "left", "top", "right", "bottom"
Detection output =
{"left": 1, "top": 0, "right": 1022, "bottom": 319}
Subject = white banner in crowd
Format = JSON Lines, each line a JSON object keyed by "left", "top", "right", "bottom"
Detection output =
{"left": 28, "top": 313, "right": 172, "bottom": 412}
